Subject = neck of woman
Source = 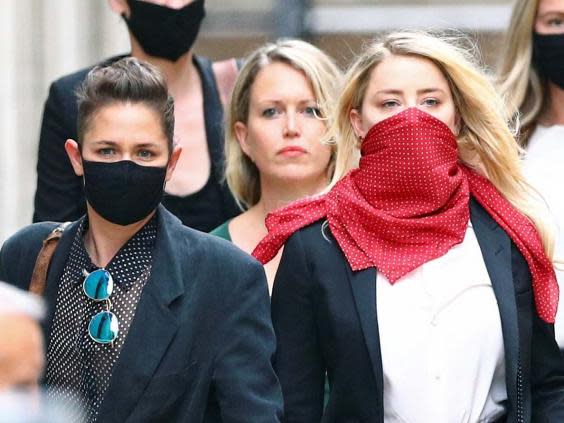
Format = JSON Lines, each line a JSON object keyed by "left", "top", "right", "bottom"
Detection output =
{"left": 229, "top": 175, "right": 327, "bottom": 258}
{"left": 250, "top": 176, "right": 329, "bottom": 228}
{"left": 131, "top": 46, "right": 198, "bottom": 97}
{"left": 541, "top": 82, "right": 564, "bottom": 126}
{"left": 84, "top": 207, "right": 155, "bottom": 268}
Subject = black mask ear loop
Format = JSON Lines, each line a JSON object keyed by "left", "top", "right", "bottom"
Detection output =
{"left": 162, "top": 165, "right": 168, "bottom": 191}
{"left": 79, "top": 147, "right": 87, "bottom": 189}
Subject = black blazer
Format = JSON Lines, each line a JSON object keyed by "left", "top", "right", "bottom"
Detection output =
{"left": 0, "top": 206, "right": 282, "bottom": 422}
{"left": 271, "top": 199, "right": 564, "bottom": 423}
{"left": 33, "top": 55, "right": 240, "bottom": 231}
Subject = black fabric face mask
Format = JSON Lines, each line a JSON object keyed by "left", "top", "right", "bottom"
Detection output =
{"left": 124, "top": 0, "right": 205, "bottom": 62}
{"left": 533, "top": 32, "right": 564, "bottom": 89}
{"left": 82, "top": 160, "right": 167, "bottom": 226}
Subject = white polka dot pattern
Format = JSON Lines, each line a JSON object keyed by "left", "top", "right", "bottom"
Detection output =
{"left": 253, "top": 108, "right": 558, "bottom": 323}
{"left": 466, "top": 169, "right": 558, "bottom": 323}
{"left": 45, "top": 215, "right": 157, "bottom": 422}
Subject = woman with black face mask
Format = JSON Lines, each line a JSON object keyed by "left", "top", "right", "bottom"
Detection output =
{"left": 498, "top": 0, "right": 564, "bottom": 350}
{"left": 33, "top": 0, "right": 241, "bottom": 232}
{"left": 0, "top": 57, "right": 282, "bottom": 423}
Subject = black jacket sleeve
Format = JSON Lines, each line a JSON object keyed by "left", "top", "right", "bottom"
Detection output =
{"left": 213, "top": 257, "right": 283, "bottom": 423}
{"left": 271, "top": 232, "right": 326, "bottom": 422}
{"left": 530, "top": 298, "right": 564, "bottom": 421}
{"left": 33, "top": 77, "right": 86, "bottom": 223}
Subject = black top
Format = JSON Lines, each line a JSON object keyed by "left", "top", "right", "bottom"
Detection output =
{"left": 45, "top": 215, "right": 156, "bottom": 422}
{"left": 33, "top": 55, "right": 240, "bottom": 232}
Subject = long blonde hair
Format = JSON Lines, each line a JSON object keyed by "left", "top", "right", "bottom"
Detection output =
{"left": 224, "top": 39, "right": 342, "bottom": 210}
{"left": 328, "top": 31, "right": 554, "bottom": 257}
{"left": 497, "top": 0, "right": 545, "bottom": 146}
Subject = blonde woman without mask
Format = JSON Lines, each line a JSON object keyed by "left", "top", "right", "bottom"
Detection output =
{"left": 211, "top": 39, "right": 342, "bottom": 291}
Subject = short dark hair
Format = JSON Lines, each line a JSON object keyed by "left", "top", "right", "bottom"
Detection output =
{"left": 76, "top": 57, "right": 174, "bottom": 153}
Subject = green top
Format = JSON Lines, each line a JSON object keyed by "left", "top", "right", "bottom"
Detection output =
{"left": 209, "top": 219, "right": 232, "bottom": 242}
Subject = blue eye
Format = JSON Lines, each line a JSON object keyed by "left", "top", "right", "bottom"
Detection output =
{"left": 304, "top": 106, "right": 321, "bottom": 117}
{"left": 138, "top": 150, "right": 153, "bottom": 159}
{"left": 382, "top": 100, "right": 400, "bottom": 108}
{"left": 99, "top": 148, "right": 115, "bottom": 156}
{"left": 262, "top": 108, "right": 278, "bottom": 118}
{"left": 423, "top": 98, "right": 440, "bottom": 106}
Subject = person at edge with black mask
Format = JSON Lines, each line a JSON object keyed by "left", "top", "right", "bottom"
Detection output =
{"left": 33, "top": 0, "right": 242, "bottom": 232}
{"left": 498, "top": 0, "right": 564, "bottom": 351}
{"left": 0, "top": 57, "right": 282, "bottom": 423}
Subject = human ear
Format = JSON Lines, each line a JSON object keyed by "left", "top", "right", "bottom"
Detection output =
{"left": 64, "top": 139, "right": 84, "bottom": 177}
{"left": 234, "top": 121, "right": 253, "bottom": 161}
{"left": 349, "top": 108, "right": 366, "bottom": 144}
{"left": 108, "top": 0, "right": 130, "bottom": 17}
{"left": 165, "top": 145, "right": 183, "bottom": 182}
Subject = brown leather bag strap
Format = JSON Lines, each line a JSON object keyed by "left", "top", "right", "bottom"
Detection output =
{"left": 212, "top": 58, "right": 239, "bottom": 109}
{"left": 29, "top": 222, "right": 71, "bottom": 296}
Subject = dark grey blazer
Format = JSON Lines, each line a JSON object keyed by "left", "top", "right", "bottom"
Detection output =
{"left": 272, "top": 198, "right": 564, "bottom": 423}
{"left": 0, "top": 205, "right": 282, "bottom": 422}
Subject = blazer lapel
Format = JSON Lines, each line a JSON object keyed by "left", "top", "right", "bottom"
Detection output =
{"left": 97, "top": 207, "right": 185, "bottom": 422}
{"left": 470, "top": 198, "right": 519, "bottom": 403}
{"left": 347, "top": 266, "right": 384, "bottom": 402}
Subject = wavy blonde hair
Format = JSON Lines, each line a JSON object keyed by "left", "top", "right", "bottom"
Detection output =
{"left": 224, "top": 39, "right": 342, "bottom": 210}
{"left": 327, "top": 31, "right": 554, "bottom": 257}
{"left": 497, "top": 0, "right": 545, "bottom": 146}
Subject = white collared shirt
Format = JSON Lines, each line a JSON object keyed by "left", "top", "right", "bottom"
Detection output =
{"left": 523, "top": 124, "right": 564, "bottom": 348}
{"left": 376, "top": 223, "right": 507, "bottom": 423}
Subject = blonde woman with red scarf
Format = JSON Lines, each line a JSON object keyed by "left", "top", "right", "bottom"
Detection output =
{"left": 253, "top": 32, "right": 564, "bottom": 423}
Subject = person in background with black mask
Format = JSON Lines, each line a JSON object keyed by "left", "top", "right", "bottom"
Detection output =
{"left": 498, "top": 0, "right": 564, "bottom": 350}
{"left": 0, "top": 57, "right": 282, "bottom": 423}
{"left": 33, "top": 0, "right": 241, "bottom": 232}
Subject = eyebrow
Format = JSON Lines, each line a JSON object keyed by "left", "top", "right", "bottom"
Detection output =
{"left": 91, "top": 140, "right": 118, "bottom": 146}
{"left": 135, "top": 143, "right": 161, "bottom": 149}
{"left": 537, "top": 10, "right": 564, "bottom": 18}
{"left": 374, "top": 88, "right": 446, "bottom": 95}
{"left": 255, "top": 98, "right": 318, "bottom": 105}
{"left": 91, "top": 140, "right": 161, "bottom": 149}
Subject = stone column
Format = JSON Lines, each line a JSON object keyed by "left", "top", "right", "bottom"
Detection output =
{"left": 0, "top": 0, "right": 128, "bottom": 244}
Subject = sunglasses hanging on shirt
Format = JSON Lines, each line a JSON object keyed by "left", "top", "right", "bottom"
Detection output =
{"left": 82, "top": 268, "right": 119, "bottom": 344}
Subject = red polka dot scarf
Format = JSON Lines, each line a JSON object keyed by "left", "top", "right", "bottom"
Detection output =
{"left": 253, "top": 108, "right": 558, "bottom": 322}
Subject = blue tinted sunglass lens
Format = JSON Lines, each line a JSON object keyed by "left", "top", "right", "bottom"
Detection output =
{"left": 83, "top": 269, "right": 114, "bottom": 301}
{"left": 88, "top": 311, "right": 119, "bottom": 344}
